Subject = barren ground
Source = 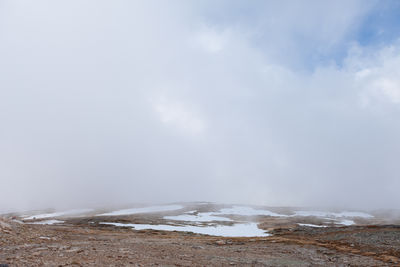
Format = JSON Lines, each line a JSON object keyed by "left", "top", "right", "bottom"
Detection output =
{"left": 1, "top": 205, "right": 400, "bottom": 266}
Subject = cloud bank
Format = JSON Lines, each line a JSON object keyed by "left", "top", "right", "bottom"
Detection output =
{"left": 0, "top": 0, "right": 399, "bottom": 212}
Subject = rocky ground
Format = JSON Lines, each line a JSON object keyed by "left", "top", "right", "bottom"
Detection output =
{"left": 1, "top": 205, "right": 400, "bottom": 266}
{"left": 1, "top": 218, "right": 399, "bottom": 266}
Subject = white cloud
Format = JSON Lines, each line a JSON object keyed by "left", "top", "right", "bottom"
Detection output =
{"left": 194, "top": 27, "right": 230, "bottom": 53}
{"left": 375, "top": 78, "right": 400, "bottom": 103}
{"left": 1, "top": 0, "right": 400, "bottom": 211}
{"left": 151, "top": 95, "right": 206, "bottom": 136}
{"left": 351, "top": 44, "right": 400, "bottom": 105}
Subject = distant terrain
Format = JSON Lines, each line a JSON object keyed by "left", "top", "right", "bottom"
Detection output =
{"left": 1, "top": 203, "right": 400, "bottom": 266}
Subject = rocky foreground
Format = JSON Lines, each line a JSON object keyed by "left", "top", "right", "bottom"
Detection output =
{"left": 1, "top": 214, "right": 400, "bottom": 266}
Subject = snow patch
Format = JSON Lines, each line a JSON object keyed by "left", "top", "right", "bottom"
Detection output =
{"left": 164, "top": 206, "right": 286, "bottom": 222}
{"left": 29, "top": 220, "right": 64, "bottom": 225}
{"left": 164, "top": 212, "right": 232, "bottom": 222}
{"left": 23, "top": 209, "right": 93, "bottom": 220}
{"left": 338, "top": 219, "right": 355, "bottom": 226}
{"left": 218, "top": 206, "right": 286, "bottom": 217}
{"left": 97, "top": 205, "right": 183, "bottom": 216}
{"left": 298, "top": 223, "right": 327, "bottom": 228}
{"left": 293, "top": 210, "right": 373, "bottom": 219}
{"left": 335, "top": 211, "right": 373, "bottom": 218}
{"left": 100, "top": 222, "right": 269, "bottom": 237}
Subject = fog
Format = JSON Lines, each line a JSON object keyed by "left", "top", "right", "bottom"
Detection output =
{"left": 1, "top": 0, "right": 399, "bottom": 213}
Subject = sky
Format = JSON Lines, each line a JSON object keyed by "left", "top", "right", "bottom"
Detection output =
{"left": 1, "top": 0, "right": 400, "bottom": 212}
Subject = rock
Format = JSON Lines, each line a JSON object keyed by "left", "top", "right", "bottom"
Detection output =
{"left": 0, "top": 220, "right": 11, "bottom": 230}
{"left": 215, "top": 240, "right": 226, "bottom": 245}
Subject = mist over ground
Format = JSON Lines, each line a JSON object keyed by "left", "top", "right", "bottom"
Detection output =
{"left": 1, "top": 0, "right": 400, "bottom": 213}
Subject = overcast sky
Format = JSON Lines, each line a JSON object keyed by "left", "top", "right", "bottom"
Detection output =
{"left": 1, "top": 0, "right": 400, "bottom": 212}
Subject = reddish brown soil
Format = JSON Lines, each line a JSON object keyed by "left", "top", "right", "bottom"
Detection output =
{"left": 1, "top": 217, "right": 399, "bottom": 266}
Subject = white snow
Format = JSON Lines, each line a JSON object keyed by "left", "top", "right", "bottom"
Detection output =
{"left": 292, "top": 211, "right": 367, "bottom": 226}
{"left": 338, "top": 219, "right": 355, "bottom": 226}
{"left": 218, "top": 206, "right": 286, "bottom": 217}
{"left": 97, "top": 205, "right": 183, "bottom": 216}
{"left": 335, "top": 211, "right": 373, "bottom": 218}
{"left": 293, "top": 210, "right": 373, "bottom": 219}
{"left": 23, "top": 209, "right": 93, "bottom": 220}
{"left": 293, "top": 211, "right": 333, "bottom": 218}
{"left": 162, "top": 206, "right": 368, "bottom": 228}
{"left": 29, "top": 220, "right": 64, "bottom": 225}
{"left": 100, "top": 222, "right": 269, "bottom": 237}
{"left": 164, "top": 212, "right": 232, "bottom": 222}
{"left": 298, "top": 223, "right": 327, "bottom": 228}
{"left": 164, "top": 206, "right": 286, "bottom": 222}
